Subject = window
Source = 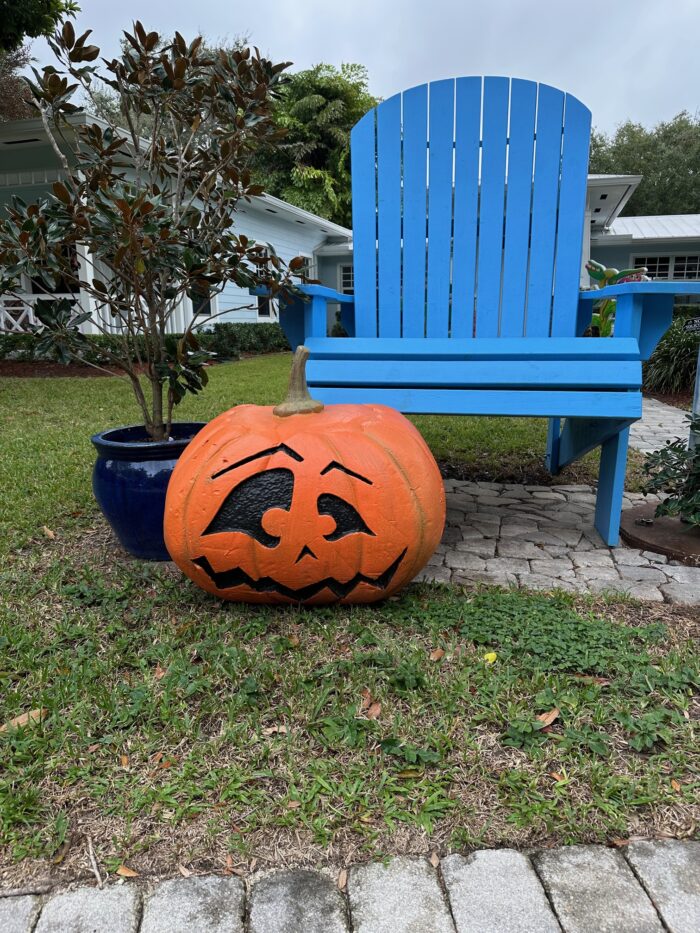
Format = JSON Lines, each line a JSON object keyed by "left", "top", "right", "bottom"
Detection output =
{"left": 672, "top": 255, "right": 700, "bottom": 280}
{"left": 189, "top": 285, "right": 212, "bottom": 317}
{"left": 257, "top": 295, "right": 272, "bottom": 318}
{"left": 633, "top": 256, "right": 671, "bottom": 279}
{"left": 339, "top": 264, "right": 354, "bottom": 294}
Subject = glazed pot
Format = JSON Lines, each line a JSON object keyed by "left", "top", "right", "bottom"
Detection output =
{"left": 91, "top": 422, "right": 206, "bottom": 561}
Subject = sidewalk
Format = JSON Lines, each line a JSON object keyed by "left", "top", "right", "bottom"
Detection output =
{"left": 630, "top": 397, "right": 690, "bottom": 454}
{"left": 2, "top": 842, "right": 698, "bottom": 932}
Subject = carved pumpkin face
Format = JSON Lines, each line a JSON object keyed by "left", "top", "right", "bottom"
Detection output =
{"left": 165, "top": 394, "right": 445, "bottom": 605}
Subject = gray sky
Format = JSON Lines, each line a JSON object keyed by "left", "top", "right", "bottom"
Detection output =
{"left": 28, "top": 0, "right": 700, "bottom": 133}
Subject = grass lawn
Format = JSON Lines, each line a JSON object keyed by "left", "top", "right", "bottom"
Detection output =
{"left": 1, "top": 356, "right": 693, "bottom": 884}
{"left": 0, "top": 353, "right": 643, "bottom": 552}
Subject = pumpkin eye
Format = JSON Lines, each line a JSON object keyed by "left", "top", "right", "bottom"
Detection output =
{"left": 318, "top": 493, "right": 375, "bottom": 541}
{"left": 203, "top": 468, "right": 293, "bottom": 547}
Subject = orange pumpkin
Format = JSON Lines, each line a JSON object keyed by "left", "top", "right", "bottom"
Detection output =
{"left": 164, "top": 347, "right": 445, "bottom": 604}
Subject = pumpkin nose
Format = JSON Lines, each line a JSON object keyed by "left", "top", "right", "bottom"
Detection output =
{"left": 295, "top": 544, "right": 317, "bottom": 563}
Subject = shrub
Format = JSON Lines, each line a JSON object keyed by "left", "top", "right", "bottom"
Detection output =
{"left": 643, "top": 314, "right": 699, "bottom": 395}
{"left": 202, "top": 322, "right": 289, "bottom": 360}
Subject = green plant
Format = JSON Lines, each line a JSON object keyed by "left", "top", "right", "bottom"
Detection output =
{"left": 0, "top": 20, "right": 293, "bottom": 439}
{"left": 644, "top": 316, "right": 699, "bottom": 395}
{"left": 0, "top": 0, "right": 78, "bottom": 52}
{"left": 203, "top": 322, "right": 290, "bottom": 359}
{"left": 642, "top": 415, "right": 700, "bottom": 525}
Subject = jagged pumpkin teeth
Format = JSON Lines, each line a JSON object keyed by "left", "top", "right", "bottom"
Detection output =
{"left": 164, "top": 347, "right": 446, "bottom": 605}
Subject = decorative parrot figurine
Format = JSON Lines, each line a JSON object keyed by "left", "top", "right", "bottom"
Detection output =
{"left": 584, "top": 260, "right": 650, "bottom": 336}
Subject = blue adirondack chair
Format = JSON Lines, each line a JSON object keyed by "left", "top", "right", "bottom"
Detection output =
{"left": 278, "top": 77, "right": 700, "bottom": 546}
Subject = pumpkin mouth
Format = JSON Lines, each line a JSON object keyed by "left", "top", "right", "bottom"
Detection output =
{"left": 190, "top": 548, "right": 408, "bottom": 601}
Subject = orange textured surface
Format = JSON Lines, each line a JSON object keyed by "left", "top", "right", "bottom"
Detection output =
{"left": 164, "top": 403, "right": 446, "bottom": 604}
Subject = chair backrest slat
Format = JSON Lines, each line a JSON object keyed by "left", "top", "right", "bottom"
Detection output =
{"left": 350, "top": 76, "right": 591, "bottom": 340}
{"left": 474, "top": 77, "right": 509, "bottom": 337}
{"left": 551, "top": 95, "right": 592, "bottom": 335}
{"left": 426, "top": 80, "right": 455, "bottom": 337}
{"left": 377, "top": 93, "right": 402, "bottom": 337}
{"left": 350, "top": 108, "right": 378, "bottom": 336}
{"left": 451, "top": 77, "right": 482, "bottom": 338}
{"left": 401, "top": 84, "right": 429, "bottom": 337}
{"left": 500, "top": 79, "right": 537, "bottom": 337}
{"left": 524, "top": 84, "right": 565, "bottom": 336}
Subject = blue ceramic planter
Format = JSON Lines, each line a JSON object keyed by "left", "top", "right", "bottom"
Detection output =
{"left": 91, "top": 422, "right": 206, "bottom": 561}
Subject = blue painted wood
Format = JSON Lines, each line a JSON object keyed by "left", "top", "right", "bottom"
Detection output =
{"left": 426, "top": 79, "right": 455, "bottom": 337}
{"left": 557, "top": 417, "right": 635, "bottom": 470}
{"left": 402, "top": 83, "right": 429, "bottom": 337}
{"left": 350, "top": 110, "right": 378, "bottom": 336}
{"left": 613, "top": 293, "right": 643, "bottom": 341}
{"left": 278, "top": 293, "right": 306, "bottom": 351}
{"left": 305, "top": 336, "right": 642, "bottom": 361}
{"left": 377, "top": 93, "right": 402, "bottom": 336}
{"left": 297, "top": 284, "right": 354, "bottom": 303}
{"left": 551, "top": 95, "right": 591, "bottom": 336}
{"left": 525, "top": 84, "right": 564, "bottom": 336}
{"left": 578, "top": 281, "right": 700, "bottom": 298}
{"left": 451, "top": 77, "right": 481, "bottom": 338}
{"left": 304, "top": 296, "right": 328, "bottom": 339}
{"left": 309, "top": 387, "right": 642, "bottom": 419}
{"left": 545, "top": 417, "right": 561, "bottom": 473}
{"left": 475, "top": 77, "right": 510, "bottom": 337}
{"left": 595, "top": 426, "right": 630, "bottom": 546}
{"left": 500, "top": 79, "right": 537, "bottom": 337}
{"left": 307, "top": 359, "right": 641, "bottom": 389}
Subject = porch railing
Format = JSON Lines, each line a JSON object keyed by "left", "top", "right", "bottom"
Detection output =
{"left": 0, "top": 293, "right": 78, "bottom": 333}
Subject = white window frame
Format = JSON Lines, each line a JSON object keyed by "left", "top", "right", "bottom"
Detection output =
{"left": 338, "top": 263, "right": 354, "bottom": 294}
{"left": 631, "top": 252, "right": 700, "bottom": 281}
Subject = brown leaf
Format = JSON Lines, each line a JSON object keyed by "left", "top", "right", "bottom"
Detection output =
{"left": 536, "top": 708, "right": 560, "bottom": 728}
{"left": 549, "top": 772, "right": 564, "bottom": 782}
{"left": 116, "top": 864, "right": 138, "bottom": 877}
{"left": 429, "top": 851, "right": 440, "bottom": 868}
{"left": 610, "top": 837, "right": 630, "bottom": 847}
{"left": 177, "top": 864, "right": 192, "bottom": 878}
{"left": 429, "top": 648, "right": 445, "bottom": 662}
{"left": 120, "top": 754, "right": 129, "bottom": 768}
{"left": 224, "top": 854, "right": 234, "bottom": 874}
{"left": 671, "top": 779, "right": 682, "bottom": 792}
{"left": 151, "top": 751, "right": 164, "bottom": 764}
{"left": 263, "top": 725, "right": 288, "bottom": 735}
{"left": 286, "top": 800, "right": 301, "bottom": 810}
{"left": 359, "top": 687, "right": 371, "bottom": 712}
{"left": 42, "top": 525, "right": 56, "bottom": 539}
{"left": 0, "top": 708, "right": 47, "bottom": 733}
{"left": 88, "top": 743, "right": 100, "bottom": 753}
{"left": 337, "top": 868, "right": 348, "bottom": 890}
{"left": 154, "top": 664, "right": 166, "bottom": 681}
{"left": 366, "top": 702, "right": 382, "bottom": 720}
{"left": 288, "top": 633, "right": 300, "bottom": 647}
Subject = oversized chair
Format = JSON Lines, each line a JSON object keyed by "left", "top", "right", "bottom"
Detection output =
{"left": 278, "top": 77, "right": 700, "bottom": 545}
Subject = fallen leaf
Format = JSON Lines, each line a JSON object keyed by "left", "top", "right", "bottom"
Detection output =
{"left": 366, "top": 702, "right": 382, "bottom": 720}
{"left": 396, "top": 768, "right": 423, "bottom": 779}
{"left": 610, "top": 838, "right": 630, "bottom": 847}
{"left": 359, "top": 687, "right": 372, "bottom": 712}
{"left": 671, "top": 779, "right": 682, "bottom": 792}
{"left": 288, "top": 633, "right": 300, "bottom": 647}
{"left": 151, "top": 751, "right": 164, "bottom": 764}
{"left": 286, "top": 800, "right": 301, "bottom": 810}
{"left": 116, "top": 864, "right": 138, "bottom": 878}
{"left": 42, "top": 525, "right": 56, "bottom": 539}
{"left": 88, "top": 743, "right": 100, "bottom": 753}
{"left": 0, "top": 708, "right": 47, "bottom": 733}
{"left": 224, "top": 854, "right": 234, "bottom": 874}
{"left": 536, "top": 708, "right": 560, "bottom": 728}
{"left": 52, "top": 835, "right": 72, "bottom": 865}
{"left": 177, "top": 864, "right": 192, "bottom": 878}
{"left": 549, "top": 772, "right": 564, "bottom": 782}
{"left": 483, "top": 652, "right": 498, "bottom": 664}
{"left": 120, "top": 755, "right": 129, "bottom": 768}
{"left": 154, "top": 664, "right": 166, "bottom": 681}
{"left": 429, "top": 647, "right": 445, "bottom": 662}
{"left": 263, "top": 725, "right": 288, "bottom": 735}
{"left": 572, "top": 674, "right": 611, "bottom": 686}
{"left": 337, "top": 868, "right": 348, "bottom": 890}
{"left": 429, "top": 851, "right": 440, "bottom": 868}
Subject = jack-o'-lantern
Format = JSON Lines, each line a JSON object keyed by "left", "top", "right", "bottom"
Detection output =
{"left": 164, "top": 347, "right": 446, "bottom": 604}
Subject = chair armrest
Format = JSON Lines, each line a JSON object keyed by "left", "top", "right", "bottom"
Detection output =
{"left": 270, "top": 285, "right": 356, "bottom": 349}
{"left": 297, "top": 284, "right": 355, "bottom": 304}
{"left": 577, "top": 281, "right": 699, "bottom": 359}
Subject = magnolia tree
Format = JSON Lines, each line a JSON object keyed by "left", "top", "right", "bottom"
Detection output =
{"left": 0, "top": 21, "right": 299, "bottom": 440}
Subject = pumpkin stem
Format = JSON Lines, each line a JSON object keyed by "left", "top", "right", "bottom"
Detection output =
{"left": 273, "top": 345, "right": 324, "bottom": 417}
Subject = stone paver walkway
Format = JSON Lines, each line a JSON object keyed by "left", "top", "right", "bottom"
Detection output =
{"left": 630, "top": 397, "right": 690, "bottom": 453}
{"left": 422, "top": 479, "right": 700, "bottom": 604}
{"left": 2, "top": 842, "right": 698, "bottom": 932}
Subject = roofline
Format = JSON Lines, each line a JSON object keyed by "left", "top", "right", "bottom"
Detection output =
{"left": 587, "top": 174, "right": 643, "bottom": 186}
{"left": 249, "top": 193, "right": 352, "bottom": 238}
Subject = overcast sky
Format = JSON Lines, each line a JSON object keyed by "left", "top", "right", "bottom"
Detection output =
{"left": 28, "top": 0, "right": 700, "bottom": 133}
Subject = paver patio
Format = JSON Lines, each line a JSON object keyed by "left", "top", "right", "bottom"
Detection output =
{"left": 2, "top": 842, "right": 698, "bottom": 932}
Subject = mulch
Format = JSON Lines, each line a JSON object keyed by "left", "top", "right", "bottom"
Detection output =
{"left": 0, "top": 360, "right": 122, "bottom": 378}
{"left": 643, "top": 390, "right": 693, "bottom": 410}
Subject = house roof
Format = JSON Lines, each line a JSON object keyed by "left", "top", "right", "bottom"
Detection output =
{"left": 601, "top": 214, "right": 700, "bottom": 242}
{"left": 586, "top": 174, "right": 641, "bottom": 232}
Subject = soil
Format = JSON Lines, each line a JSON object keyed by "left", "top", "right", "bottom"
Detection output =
{"left": 0, "top": 360, "right": 126, "bottom": 378}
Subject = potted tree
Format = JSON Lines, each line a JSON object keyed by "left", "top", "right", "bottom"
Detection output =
{"left": 0, "top": 20, "right": 295, "bottom": 559}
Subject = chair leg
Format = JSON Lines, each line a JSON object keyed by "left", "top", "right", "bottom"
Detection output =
{"left": 594, "top": 425, "right": 630, "bottom": 546}
{"left": 545, "top": 418, "right": 561, "bottom": 474}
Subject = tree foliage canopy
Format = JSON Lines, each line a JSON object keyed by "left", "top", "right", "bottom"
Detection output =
{"left": 0, "top": 0, "right": 79, "bottom": 52}
{"left": 0, "top": 45, "right": 34, "bottom": 121}
{"left": 251, "top": 63, "right": 377, "bottom": 227}
{"left": 590, "top": 112, "right": 700, "bottom": 216}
